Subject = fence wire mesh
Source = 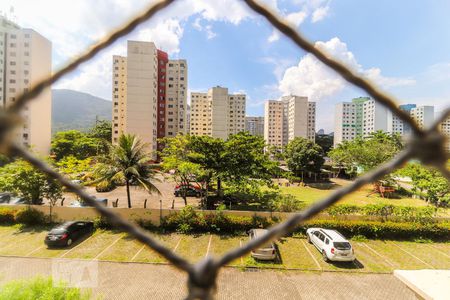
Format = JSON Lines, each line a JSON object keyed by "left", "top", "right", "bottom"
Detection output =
{"left": 0, "top": 0, "right": 449, "bottom": 299}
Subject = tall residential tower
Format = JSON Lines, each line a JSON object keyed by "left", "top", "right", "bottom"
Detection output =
{"left": 190, "top": 86, "right": 246, "bottom": 139}
{"left": 112, "top": 41, "right": 187, "bottom": 157}
{"left": 0, "top": 16, "right": 52, "bottom": 154}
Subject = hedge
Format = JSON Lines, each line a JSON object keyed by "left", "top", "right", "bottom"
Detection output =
{"left": 158, "top": 206, "right": 449, "bottom": 240}
{"left": 325, "top": 204, "right": 438, "bottom": 222}
{"left": 0, "top": 208, "right": 15, "bottom": 224}
{"left": 0, "top": 207, "right": 46, "bottom": 226}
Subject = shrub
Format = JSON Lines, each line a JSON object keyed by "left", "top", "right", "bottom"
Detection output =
{"left": 161, "top": 206, "right": 278, "bottom": 234}
{"left": 0, "top": 276, "right": 91, "bottom": 300}
{"left": 298, "top": 220, "right": 450, "bottom": 240}
{"left": 326, "top": 204, "right": 360, "bottom": 216}
{"left": 14, "top": 208, "right": 46, "bottom": 226}
{"left": 271, "top": 194, "right": 304, "bottom": 212}
{"left": 0, "top": 208, "right": 15, "bottom": 224}
{"left": 93, "top": 216, "right": 112, "bottom": 229}
{"left": 95, "top": 180, "right": 115, "bottom": 193}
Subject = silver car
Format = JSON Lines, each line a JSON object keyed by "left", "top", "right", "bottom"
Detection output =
{"left": 248, "top": 229, "right": 277, "bottom": 261}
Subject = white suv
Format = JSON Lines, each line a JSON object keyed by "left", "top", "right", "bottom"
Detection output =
{"left": 306, "top": 228, "right": 355, "bottom": 262}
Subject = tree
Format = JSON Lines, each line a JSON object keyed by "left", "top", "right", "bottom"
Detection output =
{"left": 51, "top": 130, "right": 101, "bottom": 160}
{"left": 93, "top": 134, "right": 160, "bottom": 208}
{"left": 222, "top": 132, "right": 277, "bottom": 189}
{"left": 315, "top": 134, "right": 333, "bottom": 155}
{"left": 89, "top": 119, "right": 112, "bottom": 142}
{"left": 329, "top": 131, "right": 402, "bottom": 177}
{"left": 284, "top": 137, "right": 324, "bottom": 180}
{"left": 160, "top": 135, "right": 204, "bottom": 206}
{"left": 55, "top": 156, "right": 92, "bottom": 179}
{"left": 189, "top": 135, "right": 227, "bottom": 196}
{"left": 0, "top": 160, "right": 62, "bottom": 206}
{"left": 396, "top": 163, "right": 450, "bottom": 206}
{"left": 43, "top": 178, "right": 63, "bottom": 222}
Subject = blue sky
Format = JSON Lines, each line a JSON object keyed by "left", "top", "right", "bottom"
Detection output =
{"left": 1, "top": 0, "right": 449, "bottom": 131}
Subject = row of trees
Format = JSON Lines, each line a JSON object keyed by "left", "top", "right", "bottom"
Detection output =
{"left": 160, "top": 132, "right": 277, "bottom": 208}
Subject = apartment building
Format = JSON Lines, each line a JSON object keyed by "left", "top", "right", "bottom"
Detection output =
{"left": 165, "top": 59, "right": 187, "bottom": 137}
{"left": 264, "top": 96, "right": 315, "bottom": 148}
{"left": 245, "top": 116, "right": 264, "bottom": 136}
{"left": 411, "top": 105, "right": 434, "bottom": 130}
{"left": 362, "top": 99, "right": 389, "bottom": 136}
{"left": 190, "top": 86, "right": 246, "bottom": 139}
{"left": 399, "top": 104, "right": 416, "bottom": 135}
{"left": 352, "top": 97, "right": 369, "bottom": 136}
{"left": 333, "top": 102, "right": 357, "bottom": 147}
{"left": 112, "top": 41, "right": 187, "bottom": 156}
{"left": 439, "top": 116, "right": 450, "bottom": 152}
{"left": 0, "top": 16, "right": 52, "bottom": 154}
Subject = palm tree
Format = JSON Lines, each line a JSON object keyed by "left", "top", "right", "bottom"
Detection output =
{"left": 94, "top": 134, "right": 160, "bottom": 208}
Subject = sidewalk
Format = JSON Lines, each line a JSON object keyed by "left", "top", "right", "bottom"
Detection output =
{"left": 0, "top": 256, "right": 418, "bottom": 299}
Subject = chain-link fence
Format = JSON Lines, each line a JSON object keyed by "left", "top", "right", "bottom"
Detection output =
{"left": 0, "top": 0, "right": 449, "bottom": 299}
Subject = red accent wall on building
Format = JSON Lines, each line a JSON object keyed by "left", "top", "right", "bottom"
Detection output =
{"left": 157, "top": 49, "right": 168, "bottom": 151}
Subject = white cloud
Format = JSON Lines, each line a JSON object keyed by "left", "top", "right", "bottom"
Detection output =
{"left": 267, "top": 0, "right": 330, "bottom": 43}
{"left": 278, "top": 37, "right": 416, "bottom": 101}
{"left": 192, "top": 18, "right": 217, "bottom": 39}
{"left": 311, "top": 5, "right": 329, "bottom": 22}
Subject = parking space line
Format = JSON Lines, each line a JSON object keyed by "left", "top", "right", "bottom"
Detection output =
{"left": 0, "top": 234, "right": 40, "bottom": 251}
{"left": 239, "top": 240, "right": 244, "bottom": 265}
{"left": 391, "top": 242, "right": 434, "bottom": 268}
{"left": 59, "top": 234, "right": 95, "bottom": 258}
{"left": 172, "top": 236, "right": 182, "bottom": 252}
{"left": 93, "top": 234, "right": 124, "bottom": 260}
{"left": 131, "top": 245, "right": 146, "bottom": 261}
{"left": 426, "top": 244, "right": 450, "bottom": 259}
{"left": 300, "top": 240, "right": 321, "bottom": 270}
{"left": 361, "top": 242, "right": 395, "bottom": 267}
{"left": 205, "top": 235, "right": 212, "bottom": 257}
{"left": 26, "top": 245, "right": 45, "bottom": 257}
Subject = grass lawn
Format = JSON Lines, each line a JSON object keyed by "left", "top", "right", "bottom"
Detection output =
{"left": 279, "top": 178, "right": 450, "bottom": 216}
{"left": 175, "top": 234, "right": 212, "bottom": 263}
{"left": 208, "top": 235, "right": 242, "bottom": 266}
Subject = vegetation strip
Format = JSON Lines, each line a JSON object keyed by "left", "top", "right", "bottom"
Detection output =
{"left": 205, "top": 235, "right": 212, "bottom": 257}
{"left": 94, "top": 234, "right": 124, "bottom": 260}
{"left": 391, "top": 243, "right": 434, "bottom": 268}
{"left": 59, "top": 234, "right": 95, "bottom": 258}
{"left": 360, "top": 242, "right": 395, "bottom": 267}
{"left": 300, "top": 240, "right": 321, "bottom": 270}
{"left": 131, "top": 245, "right": 146, "bottom": 262}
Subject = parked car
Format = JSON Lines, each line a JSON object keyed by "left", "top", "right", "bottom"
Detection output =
{"left": 0, "top": 192, "right": 12, "bottom": 204}
{"left": 69, "top": 198, "right": 108, "bottom": 207}
{"left": 248, "top": 229, "right": 277, "bottom": 261}
{"left": 306, "top": 228, "right": 355, "bottom": 262}
{"left": 174, "top": 185, "right": 201, "bottom": 197}
{"left": 45, "top": 221, "right": 94, "bottom": 247}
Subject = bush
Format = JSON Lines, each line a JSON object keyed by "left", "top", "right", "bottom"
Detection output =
{"left": 324, "top": 204, "right": 438, "bottom": 223}
{"left": 160, "top": 205, "right": 278, "bottom": 234}
{"left": 0, "top": 208, "right": 15, "bottom": 224}
{"left": 93, "top": 216, "right": 113, "bottom": 229}
{"left": 14, "top": 208, "right": 46, "bottom": 226}
{"left": 271, "top": 194, "right": 305, "bottom": 212}
{"left": 326, "top": 204, "right": 360, "bottom": 216}
{"left": 95, "top": 180, "right": 115, "bottom": 193}
{"left": 298, "top": 220, "right": 450, "bottom": 240}
{"left": 0, "top": 276, "right": 91, "bottom": 300}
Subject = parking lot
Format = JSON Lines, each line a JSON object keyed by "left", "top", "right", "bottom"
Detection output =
{"left": 0, "top": 225, "right": 449, "bottom": 273}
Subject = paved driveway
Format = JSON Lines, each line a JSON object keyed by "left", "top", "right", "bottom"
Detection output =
{"left": 0, "top": 257, "right": 418, "bottom": 299}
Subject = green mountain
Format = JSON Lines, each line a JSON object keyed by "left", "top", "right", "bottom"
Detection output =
{"left": 52, "top": 89, "right": 111, "bottom": 134}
